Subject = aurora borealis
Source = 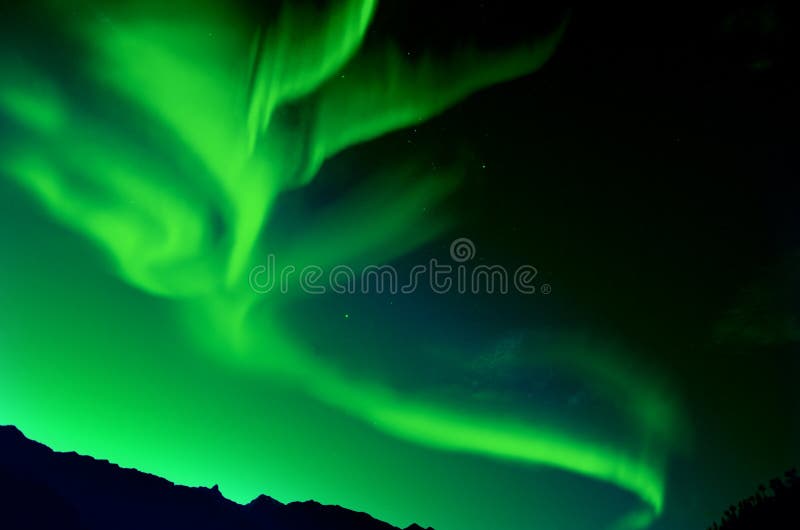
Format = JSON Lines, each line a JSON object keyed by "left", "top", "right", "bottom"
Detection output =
{"left": 1, "top": 2, "right": 798, "bottom": 530}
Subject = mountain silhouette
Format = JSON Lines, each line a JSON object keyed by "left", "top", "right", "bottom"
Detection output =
{"left": 0, "top": 425, "right": 433, "bottom": 530}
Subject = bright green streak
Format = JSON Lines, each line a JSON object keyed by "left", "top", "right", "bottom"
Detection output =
{"left": 0, "top": 2, "right": 673, "bottom": 529}
{"left": 229, "top": 325, "right": 668, "bottom": 527}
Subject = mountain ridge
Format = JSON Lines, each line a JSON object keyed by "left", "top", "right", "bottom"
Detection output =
{"left": 0, "top": 425, "right": 433, "bottom": 530}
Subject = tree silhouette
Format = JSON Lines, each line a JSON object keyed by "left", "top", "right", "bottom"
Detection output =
{"left": 709, "top": 468, "right": 799, "bottom": 529}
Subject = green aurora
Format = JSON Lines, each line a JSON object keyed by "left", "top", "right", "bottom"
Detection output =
{"left": 0, "top": 2, "right": 704, "bottom": 529}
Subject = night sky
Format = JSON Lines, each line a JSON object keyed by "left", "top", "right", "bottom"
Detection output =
{"left": 0, "top": 2, "right": 797, "bottom": 530}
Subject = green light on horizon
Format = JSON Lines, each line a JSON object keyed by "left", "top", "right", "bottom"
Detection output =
{"left": 0, "top": 3, "right": 678, "bottom": 529}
